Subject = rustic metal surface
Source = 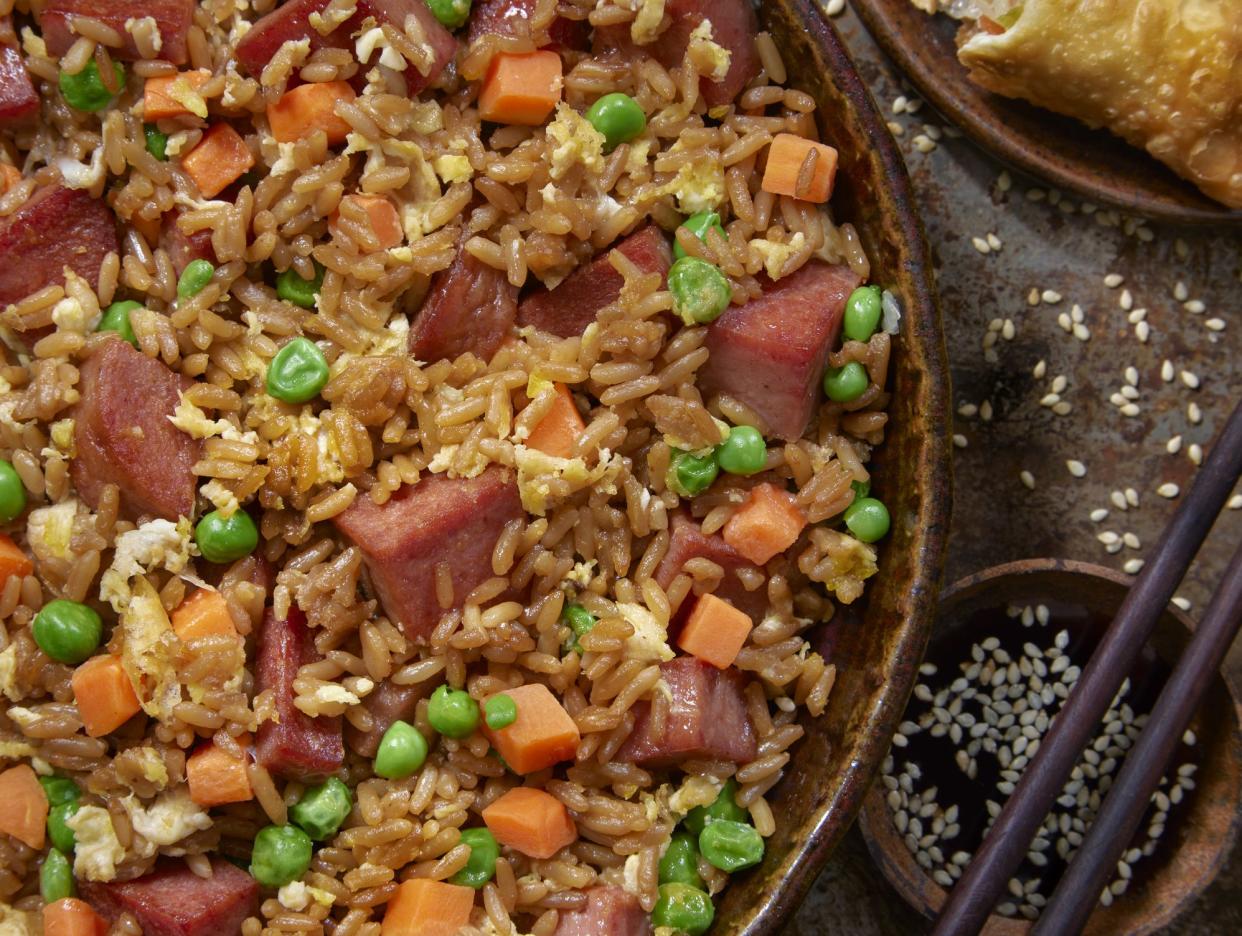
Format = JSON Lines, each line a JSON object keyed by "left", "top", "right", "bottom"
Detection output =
{"left": 778, "top": 5, "right": 1242, "bottom": 934}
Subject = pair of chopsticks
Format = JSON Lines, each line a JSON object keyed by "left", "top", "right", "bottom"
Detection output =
{"left": 932, "top": 397, "right": 1242, "bottom": 936}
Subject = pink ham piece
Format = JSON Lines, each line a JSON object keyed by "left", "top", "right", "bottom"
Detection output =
{"left": 554, "top": 886, "right": 653, "bottom": 936}
{"left": 408, "top": 244, "right": 518, "bottom": 362}
{"left": 234, "top": 0, "right": 455, "bottom": 94}
{"left": 254, "top": 605, "right": 345, "bottom": 780}
{"left": 0, "top": 186, "right": 118, "bottom": 311}
{"left": 654, "top": 512, "right": 767, "bottom": 622}
{"left": 71, "top": 338, "right": 200, "bottom": 521}
{"left": 595, "top": 0, "right": 759, "bottom": 108}
{"left": 333, "top": 466, "right": 523, "bottom": 641}
{"left": 161, "top": 211, "right": 216, "bottom": 276}
{"left": 467, "top": 0, "right": 589, "bottom": 51}
{"left": 616, "top": 657, "right": 756, "bottom": 767}
{"left": 0, "top": 20, "right": 37, "bottom": 127}
{"left": 39, "top": 0, "right": 194, "bottom": 64}
{"left": 699, "top": 261, "right": 860, "bottom": 441}
{"left": 516, "top": 224, "right": 671, "bottom": 338}
{"left": 81, "top": 859, "right": 258, "bottom": 936}
{"left": 345, "top": 679, "right": 432, "bottom": 757}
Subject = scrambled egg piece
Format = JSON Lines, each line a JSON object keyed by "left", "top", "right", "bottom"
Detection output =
{"left": 293, "top": 677, "right": 373, "bottom": 716}
{"left": 563, "top": 559, "right": 596, "bottom": 589}
{"left": 168, "top": 395, "right": 236, "bottom": 440}
{"left": 122, "top": 788, "right": 212, "bottom": 857}
{"left": 0, "top": 903, "right": 36, "bottom": 935}
{"left": 687, "top": 20, "right": 732, "bottom": 82}
{"left": 0, "top": 739, "right": 37, "bottom": 761}
{"left": 50, "top": 295, "right": 100, "bottom": 335}
{"left": 355, "top": 25, "right": 407, "bottom": 70}
{"left": 278, "top": 881, "right": 336, "bottom": 911}
{"left": 750, "top": 232, "right": 807, "bottom": 280}
{"left": 124, "top": 17, "right": 162, "bottom": 54}
{"left": 807, "top": 530, "right": 878, "bottom": 605}
{"left": 0, "top": 646, "right": 20, "bottom": 703}
{"left": 3, "top": 707, "right": 38, "bottom": 730}
{"left": 42, "top": 418, "right": 76, "bottom": 459}
{"left": 67, "top": 806, "right": 126, "bottom": 882}
{"left": 165, "top": 75, "right": 208, "bottom": 118}
{"left": 100, "top": 517, "right": 196, "bottom": 612}
{"left": 514, "top": 445, "right": 622, "bottom": 516}
{"left": 200, "top": 478, "right": 240, "bottom": 517}
{"left": 432, "top": 153, "right": 473, "bottom": 184}
{"left": 630, "top": 0, "right": 666, "bottom": 43}
{"left": 328, "top": 315, "right": 410, "bottom": 378}
{"left": 617, "top": 602, "right": 675, "bottom": 663}
{"left": 129, "top": 747, "right": 171, "bottom": 789}
{"left": 118, "top": 576, "right": 183, "bottom": 723}
{"left": 546, "top": 103, "right": 605, "bottom": 180}
{"left": 661, "top": 152, "right": 725, "bottom": 215}
{"left": 668, "top": 774, "right": 723, "bottom": 816}
{"left": 25, "top": 500, "right": 78, "bottom": 564}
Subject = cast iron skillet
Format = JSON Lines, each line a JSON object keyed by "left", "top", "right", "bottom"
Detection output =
{"left": 850, "top": 0, "right": 1242, "bottom": 227}
{"left": 719, "top": 1, "right": 952, "bottom": 932}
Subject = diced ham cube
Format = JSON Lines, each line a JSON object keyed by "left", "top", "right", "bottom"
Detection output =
{"left": 654, "top": 512, "right": 767, "bottom": 622}
{"left": 615, "top": 657, "right": 756, "bottom": 767}
{"left": 595, "top": 0, "right": 759, "bottom": 108}
{"left": 234, "top": 0, "right": 456, "bottom": 95}
{"left": 516, "top": 224, "right": 671, "bottom": 338}
{"left": 699, "top": 261, "right": 860, "bottom": 441}
{"left": 254, "top": 605, "right": 345, "bottom": 780}
{"left": 467, "top": 0, "right": 589, "bottom": 52}
{"left": 71, "top": 339, "right": 200, "bottom": 522}
{"left": 0, "top": 25, "right": 37, "bottom": 127}
{"left": 332, "top": 466, "right": 523, "bottom": 641}
{"left": 554, "top": 886, "right": 653, "bottom": 936}
{"left": 0, "top": 186, "right": 119, "bottom": 312}
{"left": 39, "top": 0, "right": 195, "bottom": 65}
{"left": 161, "top": 211, "right": 216, "bottom": 276}
{"left": 345, "top": 679, "right": 431, "bottom": 757}
{"left": 81, "top": 859, "right": 258, "bottom": 936}
{"left": 408, "top": 244, "right": 518, "bottom": 363}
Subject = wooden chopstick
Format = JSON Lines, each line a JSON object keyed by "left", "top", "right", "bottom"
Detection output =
{"left": 1032, "top": 538, "right": 1242, "bottom": 934}
{"left": 931, "top": 397, "right": 1242, "bottom": 936}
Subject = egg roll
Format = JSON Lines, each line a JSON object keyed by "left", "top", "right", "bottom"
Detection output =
{"left": 956, "top": 0, "right": 1242, "bottom": 208}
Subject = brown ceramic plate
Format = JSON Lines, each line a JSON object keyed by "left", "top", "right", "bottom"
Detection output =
{"left": 719, "top": 2, "right": 952, "bottom": 933}
{"left": 850, "top": 0, "right": 1242, "bottom": 226}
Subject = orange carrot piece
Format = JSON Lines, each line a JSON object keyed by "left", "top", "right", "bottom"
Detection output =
{"left": 267, "top": 80, "right": 356, "bottom": 145}
{"left": 381, "top": 878, "right": 475, "bottom": 936}
{"left": 130, "top": 212, "right": 163, "bottom": 247}
{"left": 482, "top": 786, "right": 577, "bottom": 859}
{"left": 480, "top": 683, "right": 580, "bottom": 775}
{"left": 0, "top": 763, "right": 48, "bottom": 849}
{"left": 0, "top": 164, "right": 21, "bottom": 195}
{"left": 0, "top": 532, "right": 33, "bottom": 586}
{"left": 171, "top": 588, "right": 237, "bottom": 642}
{"left": 721, "top": 482, "right": 807, "bottom": 566}
{"left": 186, "top": 736, "right": 253, "bottom": 807}
{"left": 761, "top": 133, "right": 839, "bottom": 204}
{"left": 181, "top": 123, "right": 255, "bottom": 199}
{"left": 43, "top": 899, "right": 107, "bottom": 936}
{"left": 478, "top": 51, "right": 563, "bottom": 126}
{"left": 525, "top": 383, "right": 585, "bottom": 459}
{"left": 143, "top": 69, "right": 212, "bottom": 121}
{"left": 72, "top": 654, "right": 142, "bottom": 738}
{"left": 678, "top": 593, "right": 753, "bottom": 669}
{"left": 328, "top": 194, "right": 403, "bottom": 250}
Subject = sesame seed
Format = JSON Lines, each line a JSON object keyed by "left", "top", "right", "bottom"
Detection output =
{"left": 1124, "top": 558, "right": 1145, "bottom": 575}
{"left": 1032, "top": 359, "right": 1047, "bottom": 379}
{"left": 892, "top": 95, "right": 908, "bottom": 114}
{"left": 1057, "top": 312, "right": 1072, "bottom": 332}
{"left": 972, "top": 236, "right": 991, "bottom": 254}
{"left": 1157, "top": 483, "right": 1179, "bottom": 498}
{"left": 1053, "top": 401, "right": 1074, "bottom": 416}
{"left": 1229, "top": 495, "right": 1242, "bottom": 510}
{"left": 1027, "top": 287, "right": 1041, "bottom": 306}
{"left": 953, "top": 433, "right": 968, "bottom": 449}
{"left": 1180, "top": 370, "right": 1200, "bottom": 390}
{"left": 1166, "top": 435, "right": 1182, "bottom": 454}
{"left": 1120, "top": 403, "right": 1141, "bottom": 417}
{"left": 1110, "top": 490, "right": 1128, "bottom": 510}
{"left": 913, "top": 134, "right": 937, "bottom": 154}
{"left": 1173, "top": 280, "right": 1189, "bottom": 301}
{"left": 1103, "top": 273, "right": 1123, "bottom": 288}
{"left": 1161, "top": 360, "right": 1175, "bottom": 382}
{"left": 1188, "top": 444, "right": 1203, "bottom": 466}
{"left": 1070, "top": 304, "right": 1085, "bottom": 324}
{"left": 1183, "top": 299, "right": 1205, "bottom": 314}
{"left": 1188, "top": 402, "right": 1202, "bottom": 424}
{"left": 1135, "top": 321, "right": 1150, "bottom": 343}
{"left": 1067, "top": 460, "right": 1087, "bottom": 478}
{"left": 1090, "top": 508, "right": 1108, "bottom": 522}
{"left": 1205, "top": 318, "right": 1226, "bottom": 332}
{"left": 1073, "top": 323, "right": 1091, "bottom": 342}
{"left": 958, "top": 403, "right": 978, "bottom": 417}
{"left": 1097, "top": 531, "right": 1119, "bottom": 546}
{"left": 1122, "top": 532, "right": 1141, "bottom": 549}
{"left": 1120, "top": 386, "right": 1139, "bottom": 400}
{"left": 1020, "top": 470, "right": 1036, "bottom": 490}
{"left": 980, "top": 400, "right": 994, "bottom": 421}
{"left": 1125, "top": 488, "right": 1139, "bottom": 507}
{"left": 1119, "top": 289, "right": 1133, "bottom": 310}
{"left": 1123, "top": 366, "right": 1138, "bottom": 386}
{"left": 1051, "top": 375, "right": 1068, "bottom": 394}
{"left": 1041, "top": 393, "right": 1061, "bottom": 407}
{"left": 1041, "top": 289, "right": 1063, "bottom": 304}
{"left": 906, "top": 98, "right": 924, "bottom": 113}
{"left": 886, "top": 121, "right": 904, "bottom": 137}
{"left": 1001, "top": 319, "right": 1015, "bottom": 340}
{"left": 1173, "top": 596, "right": 1192, "bottom": 611}
{"left": 1127, "top": 307, "right": 1147, "bottom": 324}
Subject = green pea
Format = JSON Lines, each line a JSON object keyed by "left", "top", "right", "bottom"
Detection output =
{"left": 38, "top": 776, "right": 81, "bottom": 807}
{"left": 144, "top": 124, "right": 168, "bottom": 161}
{"left": 176, "top": 259, "right": 215, "bottom": 299}
{"left": 584, "top": 92, "right": 647, "bottom": 152}
{"left": 658, "top": 832, "right": 703, "bottom": 888}
{"left": 850, "top": 478, "right": 871, "bottom": 499}
{"left": 843, "top": 497, "right": 890, "bottom": 543}
{"left": 40, "top": 848, "right": 75, "bottom": 903}
{"left": 33, "top": 600, "right": 103, "bottom": 665}
{"left": 699, "top": 819, "right": 764, "bottom": 873}
{"left": 48, "top": 801, "right": 79, "bottom": 854}
{"left": 823, "top": 361, "right": 869, "bottom": 403}
{"left": 428, "top": 685, "right": 480, "bottom": 739}
{"left": 425, "top": 0, "right": 472, "bottom": 28}
{"left": 250, "top": 824, "right": 313, "bottom": 888}
{"left": 667, "top": 450, "right": 719, "bottom": 498}
{"left": 483, "top": 694, "right": 517, "bottom": 730}
{"left": 266, "top": 337, "right": 330, "bottom": 404}
{"left": 275, "top": 264, "right": 324, "bottom": 310}
{"left": 450, "top": 827, "right": 499, "bottom": 889}
{"left": 560, "top": 604, "right": 597, "bottom": 656}
{"left": 289, "top": 777, "right": 352, "bottom": 841}
{"left": 58, "top": 60, "right": 125, "bottom": 113}
{"left": 97, "top": 300, "right": 141, "bottom": 348}
{"left": 0, "top": 460, "right": 27, "bottom": 524}
{"left": 668, "top": 256, "right": 732, "bottom": 326}
{"left": 682, "top": 779, "right": 746, "bottom": 836}
{"left": 374, "top": 720, "right": 428, "bottom": 780}
{"left": 652, "top": 883, "right": 714, "bottom": 936}
{"left": 194, "top": 509, "right": 259, "bottom": 564}
{"left": 843, "top": 285, "right": 883, "bottom": 343}
{"left": 715, "top": 426, "right": 766, "bottom": 476}
{"left": 673, "top": 211, "right": 727, "bottom": 260}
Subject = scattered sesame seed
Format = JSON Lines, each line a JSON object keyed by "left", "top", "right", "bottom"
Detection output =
{"left": 1032, "top": 359, "right": 1047, "bottom": 379}
{"left": 1052, "top": 401, "right": 1073, "bottom": 416}
{"left": 1180, "top": 371, "right": 1200, "bottom": 390}
{"left": 1027, "top": 287, "right": 1041, "bottom": 306}
{"left": 1122, "top": 532, "right": 1140, "bottom": 550}
{"left": 892, "top": 95, "right": 908, "bottom": 114}
{"left": 1120, "top": 386, "right": 1139, "bottom": 401}
{"left": 886, "top": 121, "right": 904, "bottom": 137}
{"left": 1041, "top": 289, "right": 1063, "bottom": 304}
{"left": 987, "top": 233, "right": 1003, "bottom": 251}
{"left": 1127, "top": 308, "right": 1147, "bottom": 324}
{"left": 1111, "top": 491, "right": 1128, "bottom": 510}
{"left": 1073, "top": 324, "right": 1091, "bottom": 342}
{"left": 1070, "top": 304, "right": 1085, "bottom": 324}
{"left": 1188, "top": 402, "right": 1202, "bottom": 424}
{"left": 958, "top": 403, "right": 978, "bottom": 418}
{"left": 1103, "top": 273, "right": 1123, "bottom": 288}
{"left": 1001, "top": 319, "right": 1016, "bottom": 340}
{"left": 1166, "top": 436, "right": 1182, "bottom": 454}
{"left": 1041, "top": 393, "right": 1061, "bottom": 407}
{"left": 1157, "top": 483, "right": 1179, "bottom": 499}
{"left": 1067, "top": 460, "right": 1087, "bottom": 478}
{"left": 1020, "top": 470, "right": 1036, "bottom": 491}
{"left": 953, "top": 434, "right": 968, "bottom": 449}
{"left": 1183, "top": 299, "right": 1205, "bottom": 314}
{"left": 1229, "top": 495, "right": 1242, "bottom": 510}
{"left": 1119, "top": 289, "right": 1133, "bottom": 311}
{"left": 913, "top": 134, "right": 937, "bottom": 154}
{"left": 1135, "top": 321, "right": 1151, "bottom": 343}
{"left": 1161, "top": 360, "right": 1175, "bottom": 382}
{"left": 1057, "top": 312, "right": 1072, "bottom": 332}
{"left": 1188, "top": 444, "right": 1203, "bottom": 466}
{"left": 972, "top": 236, "right": 991, "bottom": 254}
{"left": 1125, "top": 488, "right": 1140, "bottom": 507}
{"left": 1124, "top": 559, "right": 1145, "bottom": 575}
{"left": 1123, "top": 367, "right": 1138, "bottom": 386}
{"left": 980, "top": 401, "right": 994, "bottom": 421}
{"left": 1090, "top": 509, "right": 1108, "bottom": 523}
{"left": 1205, "top": 318, "right": 1226, "bottom": 332}
{"left": 1097, "top": 531, "right": 1120, "bottom": 546}
{"left": 1173, "top": 280, "right": 1189, "bottom": 301}
{"left": 1120, "top": 403, "right": 1141, "bottom": 417}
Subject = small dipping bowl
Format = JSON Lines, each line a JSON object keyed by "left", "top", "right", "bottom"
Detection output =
{"left": 858, "top": 558, "right": 1242, "bottom": 934}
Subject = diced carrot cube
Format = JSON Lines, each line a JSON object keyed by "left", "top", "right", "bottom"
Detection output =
{"left": 722, "top": 482, "right": 807, "bottom": 566}
{"left": 72, "top": 654, "right": 142, "bottom": 738}
{"left": 762, "top": 133, "right": 839, "bottom": 204}
{"left": 43, "top": 899, "right": 107, "bottom": 936}
{"left": 181, "top": 123, "right": 255, "bottom": 199}
{"left": 478, "top": 51, "right": 563, "bottom": 126}
{"left": 143, "top": 69, "right": 212, "bottom": 121}
{"left": 482, "top": 786, "right": 577, "bottom": 859}
{"left": 480, "top": 683, "right": 580, "bottom": 775}
{"left": 525, "top": 383, "right": 585, "bottom": 459}
{"left": 186, "top": 737, "right": 253, "bottom": 807}
{"left": 0, "top": 763, "right": 48, "bottom": 850}
{"left": 171, "top": 588, "right": 237, "bottom": 642}
{"left": 0, "top": 533, "right": 33, "bottom": 586}
{"left": 381, "top": 878, "right": 475, "bottom": 936}
{"left": 328, "top": 194, "right": 404, "bottom": 250}
{"left": 0, "top": 164, "right": 21, "bottom": 195}
{"left": 267, "top": 80, "right": 356, "bottom": 145}
{"left": 678, "top": 593, "right": 753, "bottom": 669}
